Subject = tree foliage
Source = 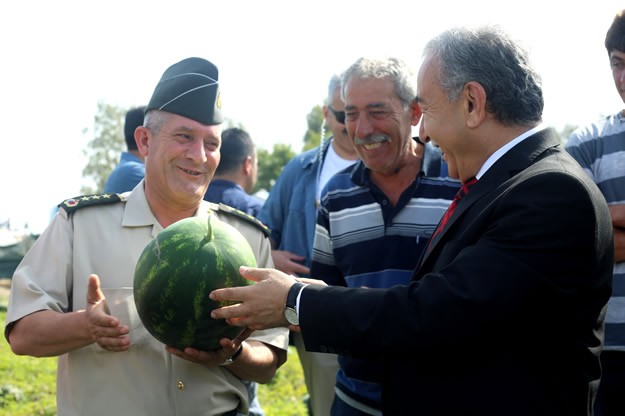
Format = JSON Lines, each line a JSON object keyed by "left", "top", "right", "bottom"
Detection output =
{"left": 302, "top": 105, "right": 324, "bottom": 152}
{"left": 255, "top": 144, "right": 296, "bottom": 193}
{"left": 81, "top": 101, "right": 127, "bottom": 194}
{"left": 254, "top": 103, "right": 327, "bottom": 193}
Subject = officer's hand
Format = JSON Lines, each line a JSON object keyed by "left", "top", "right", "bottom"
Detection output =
{"left": 85, "top": 274, "right": 130, "bottom": 352}
{"left": 165, "top": 328, "right": 253, "bottom": 367}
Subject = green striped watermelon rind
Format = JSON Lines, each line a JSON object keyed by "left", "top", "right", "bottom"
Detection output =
{"left": 133, "top": 213, "right": 256, "bottom": 351}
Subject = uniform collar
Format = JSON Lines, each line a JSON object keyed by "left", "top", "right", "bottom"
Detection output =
{"left": 121, "top": 180, "right": 212, "bottom": 237}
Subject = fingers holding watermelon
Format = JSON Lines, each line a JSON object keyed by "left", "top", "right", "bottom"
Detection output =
{"left": 165, "top": 328, "right": 252, "bottom": 367}
{"left": 210, "top": 266, "right": 297, "bottom": 330}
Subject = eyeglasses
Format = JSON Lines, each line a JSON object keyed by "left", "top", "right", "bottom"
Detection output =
{"left": 328, "top": 106, "right": 346, "bottom": 124}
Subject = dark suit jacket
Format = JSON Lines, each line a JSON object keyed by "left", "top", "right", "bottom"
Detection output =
{"left": 300, "top": 128, "right": 613, "bottom": 415}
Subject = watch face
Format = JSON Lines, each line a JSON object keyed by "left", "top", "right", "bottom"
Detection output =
{"left": 284, "top": 307, "right": 299, "bottom": 325}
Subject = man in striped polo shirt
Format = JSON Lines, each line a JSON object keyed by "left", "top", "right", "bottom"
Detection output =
{"left": 565, "top": 9, "right": 625, "bottom": 416}
{"left": 310, "top": 57, "right": 460, "bottom": 416}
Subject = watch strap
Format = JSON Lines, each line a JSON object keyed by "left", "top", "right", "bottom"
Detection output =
{"left": 286, "top": 282, "right": 306, "bottom": 309}
{"left": 219, "top": 343, "right": 243, "bottom": 366}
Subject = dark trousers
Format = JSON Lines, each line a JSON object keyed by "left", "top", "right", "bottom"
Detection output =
{"left": 595, "top": 351, "right": 625, "bottom": 416}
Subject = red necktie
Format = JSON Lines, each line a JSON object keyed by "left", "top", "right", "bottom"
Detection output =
{"left": 431, "top": 177, "right": 478, "bottom": 240}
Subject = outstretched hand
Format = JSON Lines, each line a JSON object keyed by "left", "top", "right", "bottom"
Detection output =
{"left": 85, "top": 274, "right": 130, "bottom": 352}
{"left": 210, "top": 266, "right": 298, "bottom": 330}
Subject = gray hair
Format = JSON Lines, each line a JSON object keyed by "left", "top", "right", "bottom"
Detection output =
{"left": 423, "top": 25, "right": 543, "bottom": 125}
{"left": 341, "top": 57, "right": 417, "bottom": 109}
{"left": 144, "top": 110, "right": 169, "bottom": 132}
{"left": 325, "top": 74, "right": 342, "bottom": 105}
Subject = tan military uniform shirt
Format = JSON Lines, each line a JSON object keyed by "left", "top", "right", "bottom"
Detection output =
{"left": 5, "top": 182, "right": 288, "bottom": 416}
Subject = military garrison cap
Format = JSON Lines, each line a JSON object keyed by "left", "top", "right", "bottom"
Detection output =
{"left": 146, "top": 57, "right": 223, "bottom": 125}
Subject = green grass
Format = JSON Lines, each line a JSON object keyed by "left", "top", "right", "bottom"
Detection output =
{"left": 0, "top": 310, "right": 57, "bottom": 415}
{"left": 257, "top": 346, "right": 309, "bottom": 415}
{"left": 0, "top": 307, "right": 308, "bottom": 415}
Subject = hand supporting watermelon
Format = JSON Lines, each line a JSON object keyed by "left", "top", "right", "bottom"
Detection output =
{"left": 210, "top": 266, "right": 327, "bottom": 331}
{"left": 86, "top": 274, "right": 131, "bottom": 352}
{"left": 164, "top": 327, "right": 252, "bottom": 367}
{"left": 165, "top": 331, "right": 285, "bottom": 383}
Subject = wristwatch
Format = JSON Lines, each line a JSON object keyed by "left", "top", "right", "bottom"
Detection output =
{"left": 284, "top": 282, "right": 305, "bottom": 325}
{"left": 219, "top": 344, "right": 243, "bottom": 366}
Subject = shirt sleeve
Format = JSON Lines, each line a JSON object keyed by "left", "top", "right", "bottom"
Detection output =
{"left": 5, "top": 212, "right": 74, "bottom": 340}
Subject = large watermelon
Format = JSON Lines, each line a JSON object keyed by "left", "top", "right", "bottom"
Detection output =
{"left": 133, "top": 213, "right": 256, "bottom": 351}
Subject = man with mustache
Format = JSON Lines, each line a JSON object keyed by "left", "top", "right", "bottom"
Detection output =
{"left": 210, "top": 26, "right": 614, "bottom": 415}
{"left": 308, "top": 57, "right": 459, "bottom": 415}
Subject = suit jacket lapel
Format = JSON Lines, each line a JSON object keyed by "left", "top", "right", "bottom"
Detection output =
{"left": 417, "top": 128, "right": 561, "bottom": 272}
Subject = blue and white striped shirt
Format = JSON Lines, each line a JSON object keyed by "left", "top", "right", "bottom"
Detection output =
{"left": 310, "top": 143, "right": 459, "bottom": 413}
{"left": 566, "top": 112, "right": 625, "bottom": 351}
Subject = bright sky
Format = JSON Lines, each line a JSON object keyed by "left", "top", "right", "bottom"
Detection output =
{"left": 0, "top": 1, "right": 622, "bottom": 234}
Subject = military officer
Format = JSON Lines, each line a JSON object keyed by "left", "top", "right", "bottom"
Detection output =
{"left": 4, "top": 57, "right": 288, "bottom": 416}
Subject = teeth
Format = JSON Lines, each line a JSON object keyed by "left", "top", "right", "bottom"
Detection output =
{"left": 363, "top": 142, "right": 382, "bottom": 150}
{"left": 181, "top": 168, "right": 200, "bottom": 176}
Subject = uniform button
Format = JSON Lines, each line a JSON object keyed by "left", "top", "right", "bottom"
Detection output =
{"left": 320, "top": 345, "right": 328, "bottom": 353}
{"left": 177, "top": 380, "right": 185, "bottom": 390}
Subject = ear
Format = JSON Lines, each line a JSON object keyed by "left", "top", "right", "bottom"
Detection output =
{"left": 410, "top": 100, "right": 422, "bottom": 126}
{"left": 463, "top": 81, "right": 487, "bottom": 128}
{"left": 135, "top": 126, "right": 150, "bottom": 158}
{"left": 242, "top": 156, "right": 253, "bottom": 176}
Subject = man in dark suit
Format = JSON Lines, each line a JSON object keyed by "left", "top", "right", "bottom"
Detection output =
{"left": 211, "top": 25, "right": 614, "bottom": 415}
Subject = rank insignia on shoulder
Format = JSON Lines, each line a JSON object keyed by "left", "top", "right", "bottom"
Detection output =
{"left": 59, "top": 193, "right": 126, "bottom": 214}
{"left": 216, "top": 203, "right": 271, "bottom": 238}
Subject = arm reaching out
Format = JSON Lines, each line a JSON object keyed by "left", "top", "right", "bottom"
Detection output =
{"left": 210, "top": 266, "right": 326, "bottom": 330}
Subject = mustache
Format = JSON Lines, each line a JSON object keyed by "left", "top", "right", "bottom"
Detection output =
{"left": 354, "top": 133, "right": 390, "bottom": 146}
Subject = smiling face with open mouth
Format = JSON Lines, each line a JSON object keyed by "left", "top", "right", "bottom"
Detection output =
{"left": 139, "top": 111, "right": 222, "bottom": 210}
{"left": 343, "top": 77, "right": 416, "bottom": 175}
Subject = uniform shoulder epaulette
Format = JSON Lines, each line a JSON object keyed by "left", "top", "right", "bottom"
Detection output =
{"left": 58, "top": 193, "right": 126, "bottom": 214}
{"left": 214, "top": 202, "right": 271, "bottom": 238}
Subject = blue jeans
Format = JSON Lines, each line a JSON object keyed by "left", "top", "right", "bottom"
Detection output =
{"left": 238, "top": 380, "right": 264, "bottom": 416}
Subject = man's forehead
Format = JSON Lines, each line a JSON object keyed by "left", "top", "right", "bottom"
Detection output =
{"left": 345, "top": 76, "right": 393, "bottom": 89}
{"left": 610, "top": 50, "right": 625, "bottom": 59}
{"left": 415, "top": 56, "right": 440, "bottom": 98}
{"left": 161, "top": 114, "right": 222, "bottom": 136}
{"left": 344, "top": 78, "right": 397, "bottom": 106}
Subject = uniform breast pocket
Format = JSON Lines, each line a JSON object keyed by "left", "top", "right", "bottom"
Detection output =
{"left": 92, "top": 287, "right": 151, "bottom": 352}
